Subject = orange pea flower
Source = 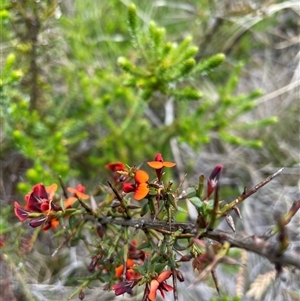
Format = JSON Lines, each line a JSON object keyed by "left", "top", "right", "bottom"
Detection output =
{"left": 147, "top": 153, "right": 176, "bottom": 181}
{"left": 115, "top": 259, "right": 135, "bottom": 278}
{"left": 123, "top": 170, "right": 149, "bottom": 201}
{"left": 66, "top": 184, "right": 89, "bottom": 207}
{"left": 148, "top": 270, "right": 173, "bottom": 301}
{"left": 113, "top": 259, "right": 142, "bottom": 296}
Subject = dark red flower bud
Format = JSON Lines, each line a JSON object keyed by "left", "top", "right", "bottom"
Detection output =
{"left": 88, "top": 256, "right": 100, "bottom": 272}
{"left": 176, "top": 270, "right": 185, "bottom": 282}
{"left": 79, "top": 290, "right": 85, "bottom": 300}
{"left": 155, "top": 153, "right": 164, "bottom": 162}
{"left": 96, "top": 224, "right": 105, "bottom": 238}
{"left": 112, "top": 281, "right": 135, "bottom": 296}
{"left": 207, "top": 165, "right": 223, "bottom": 198}
{"left": 29, "top": 216, "right": 47, "bottom": 228}
{"left": 178, "top": 254, "right": 193, "bottom": 262}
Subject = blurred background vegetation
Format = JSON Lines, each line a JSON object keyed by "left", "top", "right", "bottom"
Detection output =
{"left": 1, "top": 0, "right": 299, "bottom": 300}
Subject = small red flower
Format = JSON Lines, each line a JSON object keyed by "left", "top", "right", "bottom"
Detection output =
{"left": 14, "top": 183, "right": 84, "bottom": 231}
{"left": 14, "top": 183, "right": 60, "bottom": 230}
{"left": 207, "top": 165, "right": 223, "bottom": 198}
{"left": 106, "top": 162, "right": 128, "bottom": 183}
{"left": 148, "top": 270, "right": 173, "bottom": 301}
{"left": 106, "top": 162, "right": 127, "bottom": 172}
{"left": 123, "top": 170, "right": 149, "bottom": 201}
{"left": 147, "top": 153, "right": 176, "bottom": 181}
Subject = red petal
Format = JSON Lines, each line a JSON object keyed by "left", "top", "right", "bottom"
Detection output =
{"left": 106, "top": 162, "right": 127, "bottom": 172}
{"left": 134, "top": 183, "right": 149, "bottom": 201}
{"left": 147, "top": 161, "right": 164, "bottom": 169}
{"left": 76, "top": 184, "right": 85, "bottom": 193}
{"left": 154, "top": 153, "right": 164, "bottom": 162}
{"left": 40, "top": 202, "right": 50, "bottom": 212}
{"left": 134, "top": 170, "right": 149, "bottom": 184}
{"left": 26, "top": 183, "right": 48, "bottom": 212}
{"left": 14, "top": 202, "right": 29, "bottom": 221}
{"left": 126, "top": 269, "right": 141, "bottom": 280}
{"left": 32, "top": 183, "right": 48, "bottom": 199}
{"left": 161, "top": 282, "right": 173, "bottom": 291}
{"left": 123, "top": 182, "right": 135, "bottom": 193}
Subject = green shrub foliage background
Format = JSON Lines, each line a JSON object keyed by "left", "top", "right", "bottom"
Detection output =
{"left": 1, "top": 0, "right": 297, "bottom": 191}
{"left": 1, "top": 1, "right": 299, "bottom": 300}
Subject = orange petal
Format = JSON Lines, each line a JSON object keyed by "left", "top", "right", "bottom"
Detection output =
{"left": 126, "top": 259, "right": 135, "bottom": 268}
{"left": 126, "top": 268, "right": 141, "bottom": 281}
{"left": 50, "top": 218, "right": 59, "bottom": 229}
{"left": 115, "top": 264, "right": 124, "bottom": 278}
{"left": 148, "top": 279, "right": 159, "bottom": 301}
{"left": 147, "top": 161, "right": 164, "bottom": 169}
{"left": 64, "top": 197, "right": 77, "bottom": 208}
{"left": 157, "top": 270, "right": 172, "bottom": 283}
{"left": 134, "top": 170, "right": 149, "bottom": 184}
{"left": 162, "top": 161, "right": 176, "bottom": 168}
{"left": 46, "top": 183, "right": 58, "bottom": 199}
{"left": 134, "top": 183, "right": 149, "bottom": 201}
{"left": 115, "top": 259, "right": 134, "bottom": 278}
{"left": 67, "top": 187, "right": 89, "bottom": 200}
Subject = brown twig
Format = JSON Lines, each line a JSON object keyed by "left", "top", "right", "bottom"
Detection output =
{"left": 96, "top": 216, "right": 300, "bottom": 269}
{"left": 219, "top": 167, "right": 284, "bottom": 217}
{"left": 204, "top": 229, "right": 300, "bottom": 269}
{"left": 107, "top": 181, "right": 131, "bottom": 218}
{"left": 260, "top": 200, "right": 300, "bottom": 239}
{"left": 59, "top": 175, "right": 69, "bottom": 199}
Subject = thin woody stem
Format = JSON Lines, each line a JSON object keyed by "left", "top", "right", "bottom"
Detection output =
{"left": 107, "top": 181, "right": 131, "bottom": 219}
{"left": 218, "top": 167, "right": 284, "bottom": 217}
{"left": 97, "top": 211, "right": 300, "bottom": 269}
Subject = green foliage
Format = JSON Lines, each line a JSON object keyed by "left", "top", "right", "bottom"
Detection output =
{"left": 2, "top": 1, "right": 298, "bottom": 300}
{"left": 2, "top": 0, "right": 278, "bottom": 190}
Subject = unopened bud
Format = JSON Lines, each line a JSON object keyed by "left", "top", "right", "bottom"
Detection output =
{"left": 176, "top": 270, "right": 185, "bottom": 282}
{"left": 79, "top": 290, "right": 85, "bottom": 300}
{"left": 178, "top": 254, "right": 193, "bottom": 262}
{"left": 88, "top": 256, "right": 100, "bottom": 272}
{"left": 96, "top": 224, "right": 105, "bottom": 238}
